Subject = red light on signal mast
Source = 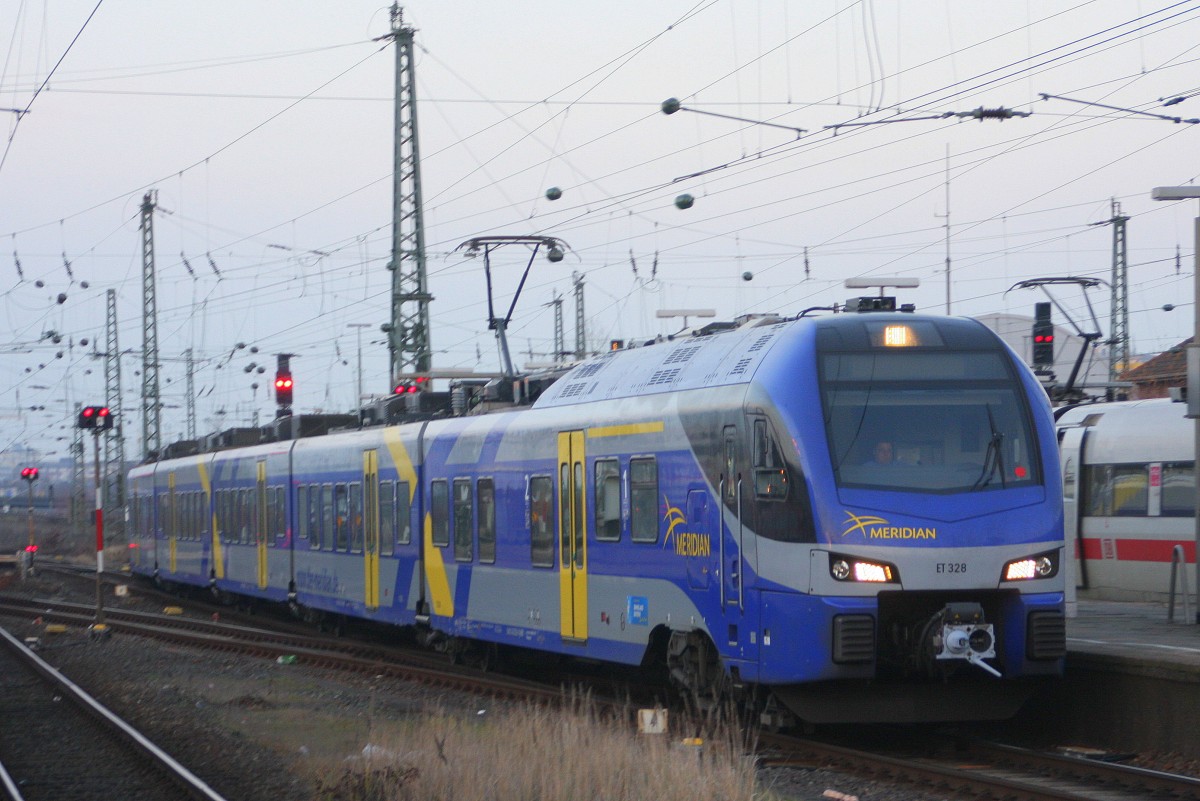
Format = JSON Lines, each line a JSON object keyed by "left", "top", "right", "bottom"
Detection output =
{"left": 25, "top": 545, "right": 37, "bottom": 553}
{"left": 82, "top": 407, "right": 95, "bottom": 418}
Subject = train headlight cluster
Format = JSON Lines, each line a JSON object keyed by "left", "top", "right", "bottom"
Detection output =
{"left": 829, "top": 554, "right": 898, "bottom": 583}
{"left": 1002, "top": 551, "right": 1058, "bottom": 581}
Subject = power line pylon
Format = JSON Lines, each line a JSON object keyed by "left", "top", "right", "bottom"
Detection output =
{"left": 385, "top": 4, "right": 432, "bottom": 386}
{"left": 1102, "top": 200, "right": 1130, "bottom": 384}
{"left": 573, "top": 272, "right": 586, "bottom": 360}
{"left": 103, "top": 289, "right": 126, "bottom": 538}
{"left": 140, "top": 191, "right": 162, "bottom": 460}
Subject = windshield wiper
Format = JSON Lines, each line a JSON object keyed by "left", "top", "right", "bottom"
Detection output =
{"left": 971, "top": 405, "right": 1007, "bottom": 491}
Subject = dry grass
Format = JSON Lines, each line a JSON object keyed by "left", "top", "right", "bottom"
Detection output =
{"left": 313, "top": 695, "right": 766, "bottom": 801}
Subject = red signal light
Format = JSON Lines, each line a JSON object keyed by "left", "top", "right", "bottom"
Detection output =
{"left": 83, "top": 407, "right": 95, "bottom": 418}
{"left": 24, "top": 544, "right": 37, "bottom": 553}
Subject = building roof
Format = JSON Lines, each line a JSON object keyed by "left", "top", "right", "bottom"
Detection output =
{"left": 1121, "top": 337, "right": 1192, "bottom": 383}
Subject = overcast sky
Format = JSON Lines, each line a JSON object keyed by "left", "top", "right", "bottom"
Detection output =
{"left": 3, "top": 1, "right": 1200, "bottom": 461}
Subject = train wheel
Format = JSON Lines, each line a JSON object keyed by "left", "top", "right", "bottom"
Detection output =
{"left": 666, "top": 630, "right": 726, "bottom": 713}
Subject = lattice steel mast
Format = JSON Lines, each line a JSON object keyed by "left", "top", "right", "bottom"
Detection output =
{"left": 386, "top": 4, "right": 432, "bottom": 385}
{"left": 1108, "top": 200, "right": 1130, "bottom": 383}
{"left": 141, "top": 191, "right": 162, "bottom": 460}
{"left": 103, "top": 289, "right": 126, "bottom": 536}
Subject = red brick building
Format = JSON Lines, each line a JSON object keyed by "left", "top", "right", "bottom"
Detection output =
{"left": 1120, "top": 337, "right": 1191, "bottom": 399}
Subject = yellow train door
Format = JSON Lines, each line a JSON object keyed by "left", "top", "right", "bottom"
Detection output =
{"left": 256, "top": 461, "right": 268, "bottom": 589}
{"left": 363, "top": 449, "right": 380, "bottom": 611}
{"left": 557, "top": 431, "right": 587, "bottom": 642}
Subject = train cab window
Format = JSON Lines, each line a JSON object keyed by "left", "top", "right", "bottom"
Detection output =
{"left": 530, "top": 476, "right": 554, "bottom": 567}
{"left": 348, "top": 483, "right": 363, "bottom": 553}
{"left": 753, "top": 419, "right": 789, "bottom": 499}
{"left": 594, "top": 459, "right": 621, "bottom": 541}
{"left": 431, "top": 479, "right": 450, "bottom": 547}
{"left": 396, "top": 481, "right": 412, "bottom": 546}
{"left": 478, "top": 478, "right": 496, "bottom": 564}
{"left": 454, "top": 478, "right": 473, "bottom": 562}
{"left": 630, "top": 457, "right": 658, "bottom": 543}
{"left": 1161, "top": 462, "right": 1195, "bottom": 517}
{"left": 379, "top": 481, "right": 395, "bottom": 557}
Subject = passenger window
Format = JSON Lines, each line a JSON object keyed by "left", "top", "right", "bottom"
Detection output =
{"left": 321, "top": 484, "right": 334, "bottom": 551}
{"left": 478, "top": 478, "right": 496, "bottom": 564}
{"left": 379, "top": 481, "right": 395, "bottom": 556}
{"left": 396, "top": 481, "right": 412, "bottom": 545}
{"left": 1110, "top": 465, "right": 1148, "bottom": 517}
{"left": 630, "top": 457, "right": 658, "bottom": 543}
{"left": 348, "top": 483, "right": 363, "bottom": 553}
{"left": 431, "top": 479, "right": 449, "bottom": 546}
{"left": 594, "top": 459, "right": 621, "bottom": 541}
{"left": 530, "top": 476, "right": 554, "bottom": 567}
{"left": 454, "top": 478, "right": 473, "bottom": 562}
{"left": 272, "top": 487, "right": 285, "bottom": 541}
{"left": 1162, "top": 462, "right": 1195, "bottom": 517}
{"left": 334, "top": 484, "right": 349, "bottom": 551}
{"left": 298, "top": 486, "right": 310, "bottom": 542}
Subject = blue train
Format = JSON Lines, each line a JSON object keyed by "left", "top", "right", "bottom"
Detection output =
{"left": 128, "top": 306, "right": 1066, "bottom": 724}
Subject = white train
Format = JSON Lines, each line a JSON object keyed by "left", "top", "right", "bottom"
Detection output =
{"left": 1057, "top": 398, "right": 1194, "bottom": 602}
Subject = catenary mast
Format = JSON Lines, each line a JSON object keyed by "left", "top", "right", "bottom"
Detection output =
{"left": 385, "top": 4, "right": 432, "bottom": 387}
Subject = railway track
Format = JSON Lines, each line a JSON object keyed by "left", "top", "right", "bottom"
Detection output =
{"left": 8, "top": 570, "right": 1198, "bottom": 800}
{"left": 760, "top": 730, "right": 1200, "bottom": 801}
{"left": 0, "top": 625, "right": 228, "bottom": 801}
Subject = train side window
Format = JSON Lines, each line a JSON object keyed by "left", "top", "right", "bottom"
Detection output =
{"left": 347, "top": 483, "right": 363, "bottom": 553}
{"left": 321, "top": 484, "right": 335, "bottom": 551}
{"left": 297, "top": 486, "right": 309, "bottom": 542}
{"left": 594, "top": 459, "right": 621, "bottom": 541}
{"left": 478, "top": 478, "right": 496, "bottom": 564}
{"left": 1082, "top": 465, "right": 1109, "bottom": 516}
{"left": 379, "top": 481, "right": 395, "bottom": 556}
{"left": 454, "top": 478, "right": 473, "bottom": 562}
{"left": 530, "top": 476, "right": 554, "bottom": 567}
{"left": 753, "top": 419, "right": 789, "bottom": 500}
{"left": 431, "top": 479, "right": 450, "bottom": 547}
{"left": 272, "top": 487, "right": 285, "bottom": 542}
{"left": 396, "top": 481, "right": 412, "bottom": 546}
{"left": 630, "top": 457, "right": 658, "bottom": 543}
{"left": 1110, "top": 465, "right": 1148, "bottom": 517}
{"left": 723, "top": 426, "right": 737, "bottom": 505}
{"left": 333, "top": 484, "right": 350, "bottom": 552}
{"left": 1161, "top": 462, "right": 1194, "bottom": 517}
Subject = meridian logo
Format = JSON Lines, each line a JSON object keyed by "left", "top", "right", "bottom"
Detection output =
{"left": 842, "top": 511, "right": 937, "bottom": 540}
{"left": 662, "top": 496, "right": 712, "bottom": 557}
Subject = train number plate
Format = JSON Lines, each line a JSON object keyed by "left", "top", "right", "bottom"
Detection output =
{"left": 936, "top": 562, "right": 968, "bottom": 574}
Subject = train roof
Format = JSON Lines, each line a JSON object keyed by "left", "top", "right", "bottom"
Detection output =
{"left": 1056, "top": 397, "right": 1191, "bottom": 463}
{"left": 533, "top": 311, "right": 1005, "bottom": 409}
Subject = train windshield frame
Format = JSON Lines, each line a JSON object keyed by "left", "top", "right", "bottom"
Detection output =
{"left": 821, "top": 348, "right": 1041, "bottom": 494}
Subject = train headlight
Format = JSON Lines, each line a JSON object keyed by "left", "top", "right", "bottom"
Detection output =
{"left": 829, "top": 554, "right": 898, "bottom": 583}
{"left": 1002, "top": 551, "right": 1059, "bottom": 581}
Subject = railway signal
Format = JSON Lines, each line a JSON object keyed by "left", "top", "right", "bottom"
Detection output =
{"left": 20, "top": 466, "right": 38, "bottom": 482}
{"left": 1032, "top": 302, "right": 1054, "bottom": 368}
{"left": 275, "top": 353, "right": 294, "bottom": 417}
{"left": 77, "top": 405, "right": 113, "bottom": 430}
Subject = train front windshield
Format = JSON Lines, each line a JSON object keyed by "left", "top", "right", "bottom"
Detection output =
{"left": 821, "top": 336, "right": 1040, "bottom": 494}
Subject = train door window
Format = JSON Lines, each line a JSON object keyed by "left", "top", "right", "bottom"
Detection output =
{"left": 753, "top": 419, "right": 789, "bottom": 499}
{"left": 1161, "top": 462, "right": 1194, "bottom": 517}
{"left": 530, "top": 476, "right": 554, "bottom": 567}
{"left": 1082, "top": 465, "right": 1108, "bottom": 517}
{"left": 630, "top": 457, "right": 658, "bottom": 543}
{"left": 723, "top": 426, "right": 737, "bottom": 505}
{"left": 454, "top": 478, "right": 473, "bottom": 562}
{"left": 431, "top": 479, "right": 449, "bottom": 546}
{"left": 559, "top": 463, "right": 571, "bottom": 566}
{"left": 379, "top": 481, "right": 395, "bottom": 556}
{"left": 594, "top": 459, "right": 621, "bottom": 542}
{"left": 396, "top": 481, "right": 412, "bottom": 546}
{"left": 478, "top": 478, "right": 496, "bottom": 564}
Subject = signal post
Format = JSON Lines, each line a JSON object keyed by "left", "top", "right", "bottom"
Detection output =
{"left": 78, "top": 404, "right": 114, "bottom": 632}
{"left": 19, "top": 466, "right": 38, "bottom": 577}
